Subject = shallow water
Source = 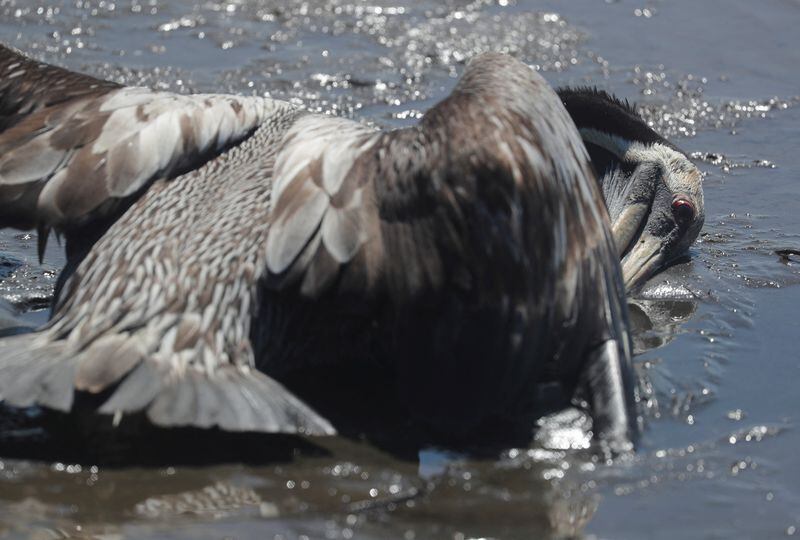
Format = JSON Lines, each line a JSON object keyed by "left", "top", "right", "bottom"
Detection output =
{"left": 0, "top": 0, "right": 799, "bottom": 538}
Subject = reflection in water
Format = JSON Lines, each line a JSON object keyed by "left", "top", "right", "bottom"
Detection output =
{"left": 0, "top": 246, "right": 60, "bottom": 328}
{"left": 628, "top": 297, "right": 697, "bottom": 355}
{"left": 0, "top": 437, "right": 600, "bottom": 539}
{"left": 0, "top": 391, "right": 606, "bottom": 537}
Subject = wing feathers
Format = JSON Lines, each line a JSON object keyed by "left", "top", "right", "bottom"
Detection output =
{"left": 263, "top": 54, "right": 611, "bottom": 307}
{"left": 0, "top": 330, "right": 336, "bottom": 435}
{"left": 265, "top": 115, "right": 380, "bottom": 294}
{"left": 321, "top": 188, "right": 370, "bottom": 264}
{"left": 0, "top": 133, "right": 65, "bottom": 185}
{"left": 265, "top": 113, "right": 451, "bottom": 300}
{"left": 0, "top": 82, "right": 286, "bottom": 233}
{"left": 265, "top": 179, "right": 329, "bottom": 274}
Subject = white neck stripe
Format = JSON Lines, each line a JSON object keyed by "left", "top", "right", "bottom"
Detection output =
{"left": 578, "top": 127, "right": 703, "bottom": 202}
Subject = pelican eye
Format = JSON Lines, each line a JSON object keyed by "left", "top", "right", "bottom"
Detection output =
{"left": 671, "top": 197, "right": 695, "bottom": 224}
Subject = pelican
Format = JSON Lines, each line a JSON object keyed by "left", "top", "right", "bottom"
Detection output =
{"left": 0, "top": 44, "right": 704, "bottom": 452}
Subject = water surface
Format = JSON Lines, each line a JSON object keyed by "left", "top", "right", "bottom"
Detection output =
{"left": 0, "top": 1, "right": 798, "bottom": 538}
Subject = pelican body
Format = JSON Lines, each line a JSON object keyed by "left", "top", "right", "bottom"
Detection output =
{"left": 0, "top": 45, "right": 653, "bottom": 451}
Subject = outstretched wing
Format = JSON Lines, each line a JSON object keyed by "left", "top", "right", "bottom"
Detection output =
{"left": 265, "top": 111, "right": 479, "bottom": 303}
{"left": 0, "top": 44, "right": 121, "bottom": 131}
{"left": 263, "top": 64, "right": 549, "bottom": 304}
{"left": 264, "top": 55, "right": 612, "bottom": 306}
{"left": 263, "top": 53, "right": 636, "bottom": 445}
{"left": 0, "top": 45, "right": 281, "bottom": 243}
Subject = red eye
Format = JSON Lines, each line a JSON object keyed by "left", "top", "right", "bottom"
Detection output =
{"left": 672, "top": 198, "right": 695, "bottom": 224}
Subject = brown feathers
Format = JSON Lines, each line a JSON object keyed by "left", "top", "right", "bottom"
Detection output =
{"left": 0, "top": 47, "right": 282, "bottom": 237}
{"left": 265, "top": 53, "right": 612, "bottom": 308}
{"left": 0, "top": 48, "right": 634, "bottom": 442}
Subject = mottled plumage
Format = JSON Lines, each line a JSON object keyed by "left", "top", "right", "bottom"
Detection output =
{"left": 0, "top": 45, "right": 639, "bottom": 448}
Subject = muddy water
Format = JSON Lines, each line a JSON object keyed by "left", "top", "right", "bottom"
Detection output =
{"left": 0, "top": 1, "right": 798, "bottom": 538}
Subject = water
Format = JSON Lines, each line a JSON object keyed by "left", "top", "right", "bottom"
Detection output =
{"left": 0, "top": 0, "right": 799, "bottom": 538}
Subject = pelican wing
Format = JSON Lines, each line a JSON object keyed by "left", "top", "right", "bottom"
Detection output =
{"left": 0, "top": 44, "right": 121, "bottom": 131}
{"left": 264, "top": 114, "right": 384, "bottom": 297}
{"left": 263, "top": 53, "right": 637, "bottom": 445}
{"left": 265, "top": 109, "right": 495, "bottom": 302}
{"left": 265, "top": 55, "right": 616, "bottom": 306}
{"left": 0, "top": 45, "right": 278, "bottom": 241}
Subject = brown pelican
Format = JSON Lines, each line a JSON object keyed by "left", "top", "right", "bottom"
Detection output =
{"left": 558, "top": 88, "right": 705, "bottom": 291}
{"left": 0, "top": 45, "right": 660, "bottom": 451}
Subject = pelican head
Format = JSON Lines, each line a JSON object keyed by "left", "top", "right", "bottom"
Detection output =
{"left": 558, "top": 87, "right": 704, "bottom": 291}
